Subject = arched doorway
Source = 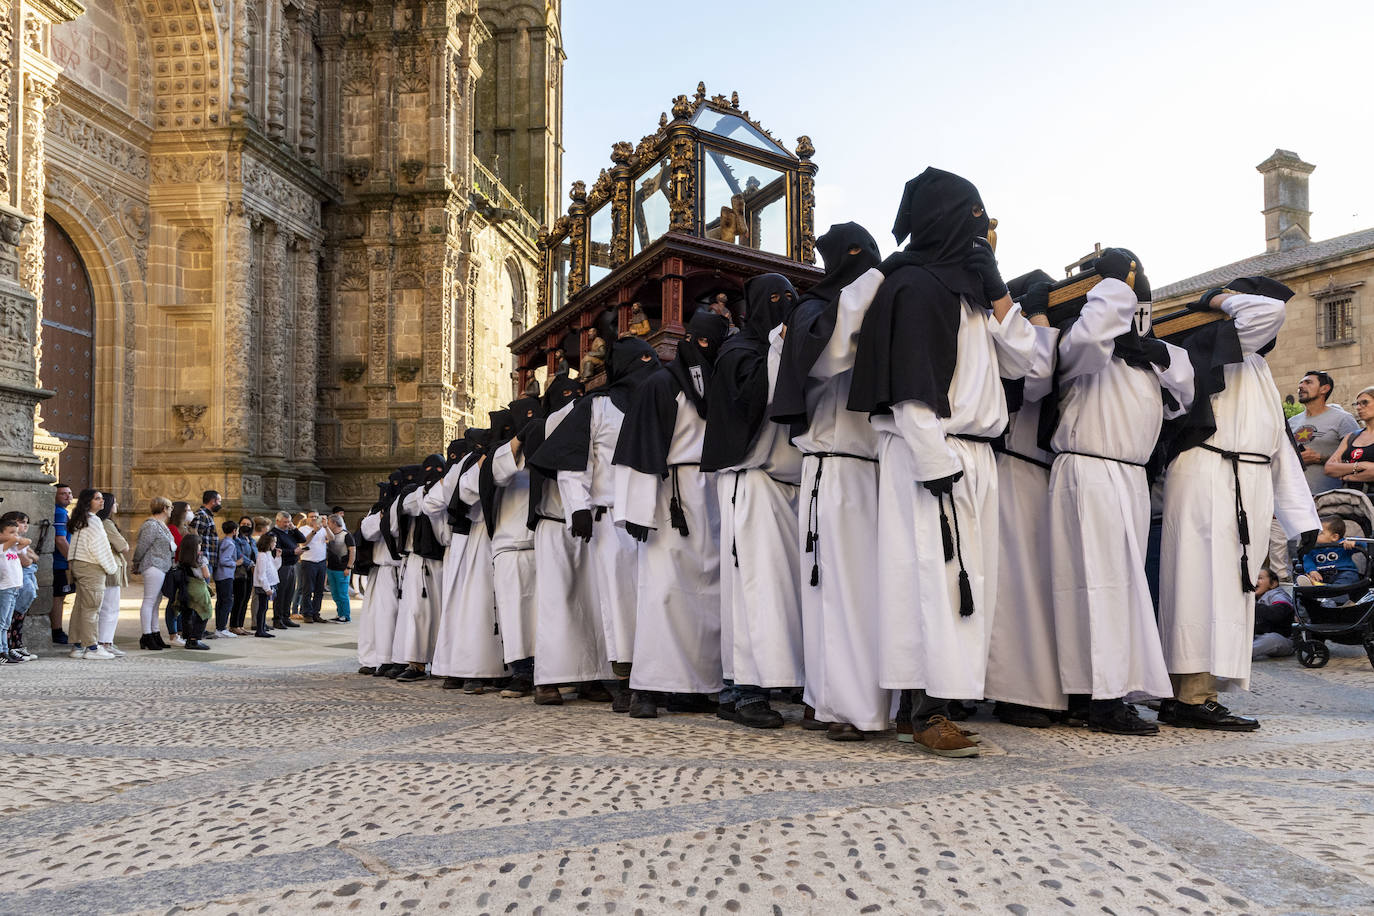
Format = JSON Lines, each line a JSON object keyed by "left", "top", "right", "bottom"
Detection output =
{"left": 41, "top": 216, "right": 96, "bottom": 490}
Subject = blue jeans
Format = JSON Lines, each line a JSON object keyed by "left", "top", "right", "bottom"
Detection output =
{"left": 298, "top": 560, "right": 326, "bottom": 619}
{"left": 327, "top": 569, "right": 351, "bottom": 620}
{"left": 0, "top": 586, "right": 18, "bottom": 652}
{"left": 15, "top": 565, "right": 37, "bottom": 617}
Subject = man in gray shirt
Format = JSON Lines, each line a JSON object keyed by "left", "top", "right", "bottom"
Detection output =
{"left": 1289, "top": 370, "right": 1362, "bottom": 495}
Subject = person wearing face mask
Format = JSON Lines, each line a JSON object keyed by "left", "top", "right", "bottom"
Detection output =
{"left": 392, "top": 456, "right": 448, "bottom": 683}
{"left": 1154, "top": 277, "right": 1318, "bottom": 732}
{"left": 847, "top": 168, "right": 1044, "bottom": 758}
{"left": 701, "top": 274, "right": 804, "bottom": 729}
{"left": 485, "top": 400, "right": 544, "bottom": 697}
{"left": 528, "top": 330, "right": 664, "bottom": 711}
{"left": 1046, "top": 247, "right": 1195, "bottom": 736}
{"left": 512, "top": 374, "right": 616, "bottom": 706}
{"left": 612, "top": 309, "right": 731, "bottom": 719}
{"left": 770, "top": 223, "right": 888, "bottom": 741}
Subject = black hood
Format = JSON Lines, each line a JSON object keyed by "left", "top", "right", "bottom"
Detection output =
{"left": 604, "top": 336, "right": 662, "bottom": 412}
{"left": 742, "top": 273, "right": 797, "bottom": 340}
{"left": 509, "top": 396, "right": 545, "bottom": 441}
{"left": 889, "top": 167, "right": 992, "bottom": 308}
{"left": 667, "top": 309, "right": 730, "bottom": 417}
{"left": 771, "top": 223, "right": 883, "bottom": 434}
{"left": 422, "top": 453, "right": 445, "bottom": 485}
{"left": 488, "top": 409, "right": 515, "bottom": 443}
{"left": 542, "top": 372, "right": 583, "bottom": 414}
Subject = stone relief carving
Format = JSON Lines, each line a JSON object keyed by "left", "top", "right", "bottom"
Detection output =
{"left": 0, "top": 2, "right": 12, "bottom": 197}
{"left": 46, "top": 108, "right": 150, "bottom": 180}
{"left": 151, "top": 153, "right": 226, "bottom": 184}
{"left": 242, "top": 153, "right": 321, "bottom": 231}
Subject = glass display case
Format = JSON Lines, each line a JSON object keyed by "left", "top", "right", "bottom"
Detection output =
{"left": 518, "top": 83, "right": 822, "bottom": 389}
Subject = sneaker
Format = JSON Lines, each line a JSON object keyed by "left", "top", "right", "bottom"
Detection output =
{"left": 85, "top": 645, "right": 116, "bottom": 660}
{"left": 7, "top": 649, "right": 26, "bottom": 663}
{"left": 170, "top": 635, "right": 186, "bottom": 647}
{"left": 911, "top": 714, "right": 980, "bottom": 758}
{"left": 217, "top": 629, "right": 237, "bottom": 639}
{"left": 101, "top": 644, "right": 127, "bottom": 658}
{"left": 896, "top": 719, "right": 981, "bottom": 744}
{"left": 0, "top": 654, "right": 7, "bottom": 665}
{"left": 19, "top": 649, "right": 37, "bottom": 661}
{"left": 68, "top": 647, "right": 87, "bottom": 659}
{"left": 51, "top": 629, "right": 69, "bottom": 645}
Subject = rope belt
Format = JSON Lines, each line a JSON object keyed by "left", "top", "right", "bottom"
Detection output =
{"left": 392, "top": 564, "right": 402, "bottom": 601}
{"left": 994, "top": 444, "right": 1052, "bottom": 471}
{"left": 668, "top": 463, "right": 698, "bottom": 536}
{"left": 801, "top": 451, "right": 878, "bottom": 587}
{"left": 593, "top": 505, "right": 608, "bottom": 521}
{"left": 730, "top": 471, "right": 741, "bottom": 568}
{"left": 1054, "top": 450, "right": 1148, "bottom": 468}
{"left": 535, "top": 513, "right": 564, "bottom": 525}
{"left": 421, "top": 560, "right": 431, "bottom": 599}
{"left": 952, "top": 433, "right": 999, "bottom": 445}
{"left": 1198, "top": 442, "right": 1271, "bottom": 593}
{"left": 934, "top": 489, "right": 976, "bottom": 617}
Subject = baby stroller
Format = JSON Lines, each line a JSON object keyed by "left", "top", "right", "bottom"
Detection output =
{"left": 1291, "top": 487, "right": 1374, "bottom": 669}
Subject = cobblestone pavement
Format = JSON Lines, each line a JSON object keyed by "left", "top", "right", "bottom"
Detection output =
{"left": 1, "top": 613, "right": 1372, "bottom": 916}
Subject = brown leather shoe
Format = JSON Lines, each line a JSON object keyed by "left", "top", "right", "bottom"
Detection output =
{"left": 912, "top": 715, "right": 980, "bottom": 758}
{"left": 897, "top": 720, "right": 981, "bottom": 744}
{"left": 534, "top": 685, "right": 564, "bottom": 706}
{"left": 801, "top": 704, "right": 829, "bottom": 731}
{"left": 826, "top": 723, "right": 865, "bottom": 742}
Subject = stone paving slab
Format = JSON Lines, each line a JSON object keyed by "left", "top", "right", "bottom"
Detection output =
{"left": 0, "top": 620, "right": 1371, "bottom": 915}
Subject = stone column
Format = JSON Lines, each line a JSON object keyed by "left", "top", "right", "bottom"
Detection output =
{"left": 259, "top": 219, "right": 287, "bottom": 461}
{"left": 292, "top": 236, "right": 318, "bottom": 467}
{"left": 266, "top": 3, "right": 286, "bottom": 139}
{"left": 221, "top": 202, "right": 255, "bottom": 455}
{"left": 229, "top": 0, "right": 252, "bottom": 121}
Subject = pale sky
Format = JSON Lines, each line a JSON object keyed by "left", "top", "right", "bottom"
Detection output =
{"left": 561, "top": 0, "right": 1374, "bottom": 287}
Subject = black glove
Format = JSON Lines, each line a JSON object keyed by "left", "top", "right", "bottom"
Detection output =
{"left": 921, "top": 471, "right": 963, "bottom": 496}
{"left": 570, "top": 509, "right": 593, "bottom": 542}
{"left": 1196, "top": 287, "right": 1228, "bottom": 310}
{"left": 1297, "top": 528, "right": 1319, "bottom": 558}
{"left": 965, "top": 238, "right": 1007, "bottom": 304}
{"left": 1021, "top": 281, "right": 1050, "bottom": 318}
{"left": 625, "top": 521, "right": 650, "bottom": 543}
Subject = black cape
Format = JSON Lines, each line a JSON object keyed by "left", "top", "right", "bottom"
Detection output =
{"left": 478, "top": 402, "right": 540, "bottom": 537}
{"left": 527, "top": 338, "right": 661, "bottom": 479}
{"left": 771, "top": 223, "right": 881, "bottom": 433}
{"left": 522, "top": 375, "right": 585, "bottom": 530}
{"left": 613, "top": 312, "right": 728, "bottom": 476}
{"left": 848, "top": 168, "right": 991, "bottom": 417}
{"left": 701, "top": 273, "right": 797, "bottom": 472}
{"left": 445, "top": 430, "right": 489, "bottom": 535}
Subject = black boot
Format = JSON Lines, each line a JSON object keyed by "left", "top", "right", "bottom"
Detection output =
{"left": 993, "top": 702, "right": 1054, "bottom": 729}
{"left": 610, "top": 681, "right": 632, "bottom": 713}
{"left": 734, "top": 702, "right": 784, "bottom": 729}
{"left": 152, "top": 631, "right": 170, "bottom": 649}
{"left": 628, "top": 691, "right": 659, "bottom": 718}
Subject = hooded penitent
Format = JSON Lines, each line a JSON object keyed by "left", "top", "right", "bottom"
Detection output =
{"left": 771, "top": 223, "right": 881, "bottom": 432}
{"left": 848, "top": 167, "right": 992, "bottom": 419}
{"left": 613, "top": 309, "right": 730, "bottom": 478}
{"left": 521, "top": 374, "right": 586, "bottom": 531}
{"left": 700, "top": 273, "right": 797, "bottom": 472}
{"left": 445, "top": 427, "right": 491, "bottom": 534}
{"left": 527, "top": 337, "right": 662, "bottom": 479}
{"left": 479, "top": 398, "right": 545, "bottom": 536}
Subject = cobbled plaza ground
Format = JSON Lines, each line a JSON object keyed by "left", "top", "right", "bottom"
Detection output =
{"left": 1, "top": 589, "right": 1372, "bottom": 916}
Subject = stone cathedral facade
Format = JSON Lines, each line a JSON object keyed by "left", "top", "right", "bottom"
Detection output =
{"left": 0, "top": 0, "right": 561, "bottom": 536}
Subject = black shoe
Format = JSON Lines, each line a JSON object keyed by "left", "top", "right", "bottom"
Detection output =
{"left": 184, "top": 640, "right": 211, "bottom": 651}
{"left": 611, "top": 683, "right": 632, "bottom": 713}
{"left": 152, "top": 632, "right": 170, "bottom": 649}
{"left": 139, "top": 634, "right": 162, "bottom": 651}
{"left": 716, "top": 700, "right": 739, "bottom": 723}
{"left": 628, "top": 691, "right": 659, "bottom": 719}
{"left": 441, "top": 677, "right": 464, "bottom": 690}
{"left": 282, "top": 620, "right": 301, "bottom": 629}
{"left": 254, "top": 631, "right": 276, "bottom": 638}
{"left": 499, "top": 678, "right": 533, "bottom": 698}
{"left": 358, "top": 666, "right": 377, "bottom": 676}
{"left": 1088, "top": 701, "right": 1158, "bottom": 736}
{"left": 1156, "top": 698, "right": 1180, "bottom": 726}
{"left": 993, "top": 702, "right": 1054, "bottom": 729}
{"left": 1170, "top": 699, "right": 1260, "bottom": 732}
{"left": 801, "top": 705, "right": 829, "bottom": 731}
{"left": 395, "top": 667, "right": 427, "bottom": 683}
{"left": 735, "top": 702, "right": 784, "bottom": 729}
{"left": 664, "top": 692, "right": 716, "bottom": 714}
{"left": 462, "top": 679, "right": 486, "bottom": 694}
{"left": 51, "top": 629, "right": 69, "bottom": 645}
{"left": 372, "top": 665, "right": 390, "bottom": 677}
{"left": 578, "top": 681, "right": 614, "bottom": 702}
{"left": 827, "top": 723, "right": 866, "bottom": 742}
{"left": 946, "top": 700, "right": 977, "bottom": 721}
{"left": 384, "top": 664, "right": 406, "bottom": 679}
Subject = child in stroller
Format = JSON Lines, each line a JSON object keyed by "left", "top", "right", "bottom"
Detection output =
{"left": 1291, "top": 490, "right": 1374, "bottom": 668}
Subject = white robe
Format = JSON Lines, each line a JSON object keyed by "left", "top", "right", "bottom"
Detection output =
{"left": 873, "top": 298, "right": 1037, "bottom": 700}
{"left": 357, "top": 509, "right": 402, "bottom": 669}
{"left": 1050, "top": 278, "right": 1195, "bottom": 700}
{"left": 719, "top": 326, "right": 804, "bottom": 688}
{"left": 532, "top": 402, "right": 613, "bottom": 685}
{"left": 984, "top": 319, "right": 1067, "bottom": 710}
{"left": 490, "top": 442, "right": 537, "bottom": 663}
{"left": 795, "top": 268, "right": 889, "bottom": 731}
{"left": 1159, "top": 294, "right": 1318, "bottom": 691}
{"left": 558, "top": 396, "right": 640, "bottom": 664}
{"left": 391, "top": 488, "right": 443, "bottom": 665}
{"left": 425, "top": 461, "right": 505, "bottom": 679}
{"left": 617, "top": 391, "right": 722, "bottom": 694}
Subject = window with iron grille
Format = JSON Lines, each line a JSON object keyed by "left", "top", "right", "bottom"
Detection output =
{"left": 1318, "top": 295, "right": 1356, "bottom": 347}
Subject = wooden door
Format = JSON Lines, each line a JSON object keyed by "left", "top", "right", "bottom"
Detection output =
{"left": 41, "top": 216, "right": 95, "bottom": 489}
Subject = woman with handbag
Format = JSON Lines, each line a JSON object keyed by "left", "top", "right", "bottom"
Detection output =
{"left": 65, "top": 489, "right": 119, "bottom": 659}
{"left": 96, "top": 493, "right": 131, "bottom": 657}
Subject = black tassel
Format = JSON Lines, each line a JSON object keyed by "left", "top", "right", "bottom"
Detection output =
{"left": 1238, "top": 509, "right": 1250, "bottom": 545}
{"left": 810, "top": 562, "right": 819, "bottom": 587}
{"left": 1240, "top": 562, "right": 1255, "bottom": 593}
{"left": 958, "top": 570, "right": 975, "bottom": 617}
{"left": 940, "top": 511, "right": 954, "bottom": 562}
{"left": 805, "top": 531, "right": 815, "bottom": 552}
{"left": 669, "top": 496, "right": 689, "bottom": 536}
{"left": 732, "top": 538, "right": 738, "bottom": 568}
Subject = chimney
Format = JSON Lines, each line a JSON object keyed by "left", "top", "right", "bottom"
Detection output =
{"left": 1256, "top": 149, "right": 1315, "bottom": 252}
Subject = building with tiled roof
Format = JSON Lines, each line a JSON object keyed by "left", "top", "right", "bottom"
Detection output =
{"left": 1154, "top": 150, "right": 1374, "bottom": 404}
